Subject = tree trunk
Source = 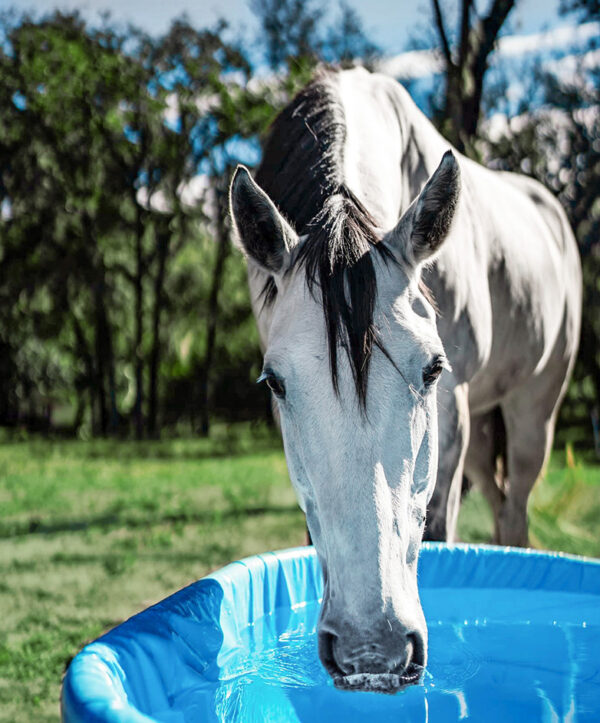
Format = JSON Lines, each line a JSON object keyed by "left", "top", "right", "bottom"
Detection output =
{"left": 93, "top": 273, "right": 118, "bottom": 436}
{"left": 93, "top": 280, "right": 109, "bottom": 436}
{"left": 433, "top": 0, "right": 515, "bottom": 152}
{"left": 147, "top": 223, "right": 170, "bottom": 438}
{"left": 442, "top": 63, "right": 486, "bottom": 153}
{"left": 83, "top": 207, "right": 118, "bottom": 437}
{"left": 72, "top": 393, "right": 86, "bottom": 434}
{"left": 133, "top": 197, "right": 145, "bottom": 440}
{"left": 442, "top": 66, "right": 467, "bottom": 152}
{"left": 0, "top": 341, "right": 18, "bottom": 426}
{"left": 71, "top": 314, "right": 94, "bottom": 435}
{"left": 198, "top": 184, "right": 231, "bottom": 437}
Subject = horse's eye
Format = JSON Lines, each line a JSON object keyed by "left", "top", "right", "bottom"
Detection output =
{"left": 266, "top": 376, "right": 286, "bottom": 398}
{"left": 257, "top": 370, "right": 286, "bottom": 399}
{"left": 422, "top": 357, "right": 445, "bottom": 387}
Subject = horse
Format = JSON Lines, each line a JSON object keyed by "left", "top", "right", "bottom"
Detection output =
{"left": 229, "top": 67, "right": 581, "bottom": 694}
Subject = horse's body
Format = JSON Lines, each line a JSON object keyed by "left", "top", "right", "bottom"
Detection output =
{"left": 230, "top": 67, "right": 581, "bottom": 693}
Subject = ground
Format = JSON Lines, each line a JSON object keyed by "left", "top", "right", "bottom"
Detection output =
{"left": 0, "top": 424, "right": 598, "bottom": 722}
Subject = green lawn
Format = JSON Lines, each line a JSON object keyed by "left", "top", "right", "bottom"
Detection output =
{"left": 0, "top": 426, "right": 598, "bottom": 722}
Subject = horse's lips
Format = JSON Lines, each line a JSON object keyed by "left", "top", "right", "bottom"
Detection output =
{"left": 333, "top": 664, "right": 425, "bottom": 694}
{"left": 333, "top": 672, "right": 407, "bottom": 694}
{"left": 334, "top": 672, "right": 402, "bottom": 694}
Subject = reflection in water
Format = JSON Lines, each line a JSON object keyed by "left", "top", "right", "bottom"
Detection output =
{"left": 171, "top": 589, "right": 600, "bottom": 722}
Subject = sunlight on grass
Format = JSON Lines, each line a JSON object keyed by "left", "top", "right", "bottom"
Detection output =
{"left": 529, "top": 445, "right": 600, "bottom": 557}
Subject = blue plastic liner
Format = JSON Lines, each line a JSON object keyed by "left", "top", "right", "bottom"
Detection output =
{"left": 61, "top": 544, "right": 600, "bottom": 722}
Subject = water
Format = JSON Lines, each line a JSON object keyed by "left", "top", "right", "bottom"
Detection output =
{"left": 168, "top": 588, "right": 600, "bottom": 722}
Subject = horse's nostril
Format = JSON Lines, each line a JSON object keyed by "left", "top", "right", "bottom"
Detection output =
{"left": 405, "top": 632, "right": 425, "bottom": 670}
{"left": 319, "top": 631, "right": 349, "bottom": 677}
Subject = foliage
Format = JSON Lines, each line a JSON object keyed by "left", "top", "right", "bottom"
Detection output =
{"left": 250, "top": 0, "right": 379, "bottom": 71}
{"left": 559, "top": 0, "right": 600, "bottom": 21}
{"left": 0, "top": 11, "right": 265, "bottom": 437}
{"left": 0, "top": 1, "right": 597, "bottom": 449}
{"left": 0, "top": 3, "right": 378, "bottom": 439}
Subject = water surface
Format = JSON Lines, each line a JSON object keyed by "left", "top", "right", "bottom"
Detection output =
{"left": 170, "top": 587, "right": 600, "bottom": 722}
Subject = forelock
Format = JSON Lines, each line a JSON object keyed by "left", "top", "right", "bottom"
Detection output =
{"left": 255, "top": 69, "right": 397, "bottom": 409}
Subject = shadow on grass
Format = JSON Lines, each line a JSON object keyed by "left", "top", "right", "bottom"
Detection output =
{"left": 0, "top": 425, "right": 285, "bottom": 462}
{"left": 62, "top": 440, "right": 283, "bottom": 462}
{"left": 0, "top": 504, "right": 301, "bottom": 540}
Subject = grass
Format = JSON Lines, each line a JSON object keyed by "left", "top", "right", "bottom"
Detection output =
{"left": 0, "top": 425, "right": 305, "bottom": 722}
{"left": 0, "top": 425, "right": 598, "bottom": 722}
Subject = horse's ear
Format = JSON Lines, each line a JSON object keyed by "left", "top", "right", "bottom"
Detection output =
{"left": 388, "top": 150, "right": 461, "bottom": 265}
{"left": 229, "top": 165, "right": 298, "bottom": 274}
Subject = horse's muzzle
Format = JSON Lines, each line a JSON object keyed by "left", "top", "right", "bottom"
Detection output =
{"left": 318, "top": 628, "right": 426, "bottom": 694}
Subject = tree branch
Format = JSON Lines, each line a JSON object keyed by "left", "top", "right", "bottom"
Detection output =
{"left": 431, "top": 0, "right": 453, "bottom": 68}
{"left": 458, "top": 0, "right": 473, "bottom": 69}
{"left": 476, "top": 0, "right": 515, "bottom": 69}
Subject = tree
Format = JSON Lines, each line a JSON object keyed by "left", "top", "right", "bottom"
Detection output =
{"left": 0, "top": 11, "right": 265, "bottom": 437}
{"left": 251, "top": 0, "right": 380, "bottom": 73}
{"left": 0, "top": 12, "right": 129, "bottom": 433}
{"left": 0, "top": 3, "right": 381, "bottom": 438}
{"left": 560, "top": 0, "right": 600, "bottom": 20}
{"left": 431, "top": 0, "right": 516, "bottom": 152}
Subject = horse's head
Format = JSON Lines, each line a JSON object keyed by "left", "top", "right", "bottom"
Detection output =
{"left": 230, "top": 152, "right": 460, "bottom": 694}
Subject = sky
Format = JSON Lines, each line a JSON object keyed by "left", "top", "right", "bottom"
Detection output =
{"left": 9, "top": 0, "right": 569, "bottom": 56}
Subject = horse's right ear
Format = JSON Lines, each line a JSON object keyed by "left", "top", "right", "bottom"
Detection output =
{"left": 229, "top": 165, "right": 298, "bottom": 274}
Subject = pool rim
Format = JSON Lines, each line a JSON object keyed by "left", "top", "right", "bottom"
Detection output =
{"left": 61, "top": 542, "right": 600, "bottom": 722}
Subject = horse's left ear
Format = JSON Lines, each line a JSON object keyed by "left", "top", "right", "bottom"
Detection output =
{"left": 388, "top": 150, "right": 461, "bottom": 265}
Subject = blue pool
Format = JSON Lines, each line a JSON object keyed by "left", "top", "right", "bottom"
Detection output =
{"left": 61, "top": 544, "right": 600, "bottom": 722}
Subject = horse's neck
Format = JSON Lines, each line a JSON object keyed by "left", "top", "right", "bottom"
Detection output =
{"left": 390, "top": 86, "right": 453, "bottom": 199}
{"left": 336, "top": 70, "right": 477, "bottom": 338}
{"left": 338, "top": 70, "right": 455, "bottom": 229}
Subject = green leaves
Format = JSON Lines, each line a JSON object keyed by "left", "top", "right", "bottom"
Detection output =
{"left": 0, "top": 4, "right": 379, "bottom": 436}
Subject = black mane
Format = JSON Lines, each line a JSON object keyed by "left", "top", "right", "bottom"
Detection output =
{"left": 255, "top": 70, "right": 395, "bottom": 409}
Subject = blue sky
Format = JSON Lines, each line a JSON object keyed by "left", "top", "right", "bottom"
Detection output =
{"left": 10, "top": 0, "right": 568, "bottom": 55}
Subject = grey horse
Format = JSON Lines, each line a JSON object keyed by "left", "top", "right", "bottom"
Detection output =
{"left": 229, "top": 67, "right": 581, "bottom": 694}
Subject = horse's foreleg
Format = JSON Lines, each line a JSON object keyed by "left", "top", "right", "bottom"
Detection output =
{"left": 496, "top": 404, "right": 557, "bottom": 548}
{"left": 424, "top": 381, "right": 470, "bottom": 542}
{"left": 464, "top": 408, "right": 507, "bottom": 544}
{"left": 497, "top": 357, "right": 570, "bottom": 547}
